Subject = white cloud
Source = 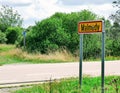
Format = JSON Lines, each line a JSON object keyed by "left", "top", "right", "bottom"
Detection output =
{"left": 0, "top": 0, "right": 32, "bottom": 7}
{"left": 56, "top": 0, "right": 114, "bottom": 5}
{"left": 0, "top": 0, "right": 115, "bottom": 28}
{"left": 82, "top": 4, "right": 116, "bottom": 18}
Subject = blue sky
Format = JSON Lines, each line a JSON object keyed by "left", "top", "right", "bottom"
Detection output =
{"left": 0, "top": 0, "right": 115, "bottom": 28}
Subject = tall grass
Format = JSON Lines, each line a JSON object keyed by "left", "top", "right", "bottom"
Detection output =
{"left": 0, "top": 44, "right": 15, "bottom": 52}
{"left": 0, "top": 44, "right": 120, "bottom": 65}
{"left": 6, "top": 48, "right": 76, "bottom": 62}
{"left": 0, "top": 44, "right": 77, "bottom": 65}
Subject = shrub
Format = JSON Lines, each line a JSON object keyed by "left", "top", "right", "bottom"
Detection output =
{"left": 23, "top": 10, "right": 99, "bottom": 55}
{"left": 0, "top": 30, "right": 7, "bottom": 43}
{"left": 6, "top": 27, "right": 22, "bottom": 44}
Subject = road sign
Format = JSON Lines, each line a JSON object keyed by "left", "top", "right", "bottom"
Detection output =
{"left": 22, "top": 31, "right": 26, "bottom": 36}
{"left": 78, "top": 20, "right": 103, "bottom": 34}
{"left": 78, "top": 20, "right": 105, "bottom": 93}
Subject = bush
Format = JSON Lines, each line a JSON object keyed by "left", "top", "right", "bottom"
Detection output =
{"left": 18, "top": 10, "right": 112, "bottom": 59}
{"left": 0, "top": 30, "right": 7, "bottom": 44}
{"left": 24, "top": 18, "right": 62, "bottom": 53}
{"left": 5, "top": 27, "right": 22, "bottom": 44}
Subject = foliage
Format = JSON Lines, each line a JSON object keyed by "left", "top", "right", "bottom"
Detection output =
{"left": 110, "top": 0, "right": 120, "bottom": 23}
{"left": 107, "top": 0, "right": 120, "bottom": 56}
{"left": 106, "top": 22, "right": 120, "bottom": 56}
{"left": 5, "top": 26, "right": 23, "bottom": 44}
{"left": 16, "top": 8, "right": 120, "bottom": 58}
{"left": 21, "top": 10, "right": 103, "bottom": 59}
{"left": 0, "top": 5, "right": 23, "bottom": 32}
{"left": 0, "top": 5, "right": 23, "bottom": 44}
{"left": 0, "top": 30, "right": 7, "bottom": 43}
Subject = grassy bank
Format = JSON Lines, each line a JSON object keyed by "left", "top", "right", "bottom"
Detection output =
{"left": 13, "top": 76, "right": 120, "bottom": 93}
{"left": 0, "top": 44, "right": 120, "bottom": 65}
{"left": 0, "top": 44, "right": 76, "bottom": 65}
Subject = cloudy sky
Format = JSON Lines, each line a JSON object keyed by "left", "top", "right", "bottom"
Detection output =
{"left": 0, "top": 0, "right": 115, "bottom": 28}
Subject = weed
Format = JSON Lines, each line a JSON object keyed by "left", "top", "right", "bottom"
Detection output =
{"left": 108, "top": 77, "right": 120, "bottom": 93}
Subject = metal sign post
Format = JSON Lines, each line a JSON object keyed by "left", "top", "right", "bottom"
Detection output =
{"left": 79, "top": 34, "right": 83, "bottom": 88}
{"left": 78, "top": 20, "right": 105, "bottom": 93}
{"left": 22, "top": 31, "right": 26, "bottom": 48}
{"left": 101, "top": 21, "right": 105, "bottom": 93}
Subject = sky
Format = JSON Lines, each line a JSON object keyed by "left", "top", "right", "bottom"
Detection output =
{"left": 0, "top": 0, "right": 115, "bottom": 28}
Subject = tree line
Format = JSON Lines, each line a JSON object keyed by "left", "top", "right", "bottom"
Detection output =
{"left": 0, "top": 0, "right": 120, "bottom": 59}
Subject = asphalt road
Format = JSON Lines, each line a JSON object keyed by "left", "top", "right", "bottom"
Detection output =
{"left": 0, "top": 60, "right": 120, "bottom": 85}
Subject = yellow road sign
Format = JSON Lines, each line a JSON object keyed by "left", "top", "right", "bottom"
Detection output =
{"left": 78, "top": 20, "right": 103, "bottom": 34}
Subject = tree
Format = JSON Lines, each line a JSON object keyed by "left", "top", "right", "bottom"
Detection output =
{"left": 107, "top": 22, "right": 120, "bottom": 56}
{"left": 0, "top": 5, "right": 23, "bottom": 32}
{"left": 110, "top": 0, "right": 120, "bottom": 23}
{"left": 108, "top": 0, "right": 120, "bottom": 56}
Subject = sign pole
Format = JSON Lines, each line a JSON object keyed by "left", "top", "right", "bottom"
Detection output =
{"left": 79, "top": 34, "right": 83, "bottom": 88}
{"left": 78, "top": 20, "right": 105, "bottom": 92}
{"left": 101, "top": 21, "right": 105, "bottom": 93}
{"left": 23, "top": 31, "right": 26, "bottom": 48}
{"left": 23, "top": 34, "right": 26, "bottom": 48}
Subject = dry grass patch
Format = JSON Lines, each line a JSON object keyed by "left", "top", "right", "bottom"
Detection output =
{"left": 0, "top": 45, "right": 77, "bottom": 63}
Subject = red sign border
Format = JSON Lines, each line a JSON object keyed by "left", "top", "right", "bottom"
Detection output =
{"left": 78, "top": 20, "right": 103, "bottom": 34}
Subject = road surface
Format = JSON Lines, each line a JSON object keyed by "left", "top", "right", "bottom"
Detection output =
{"left": 0, "top": 60, "right": 120, "bottom": 85}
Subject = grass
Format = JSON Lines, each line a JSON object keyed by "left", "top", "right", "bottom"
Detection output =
{"left": 0, "top": 44, "right": 15, "bottom": 53}
{"left": 0, "top": 44, "right": 120, "bottom": 66}
{"left": 0, "top": 44, "right": 76, "bottom": 65}
{"left": 13, "top": 76, "right": 120, "bottom": 93}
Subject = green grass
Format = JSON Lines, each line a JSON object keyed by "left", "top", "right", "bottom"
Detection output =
{"left": 0, "top": 44, "right": 120, "bottom": 66}
{"left": 0, "top": 44, "right": 76, "bottom": 65}
{"left": 0, "top": 44, "right": 15, "bottom": 52}
{"left": 13, "top": 76, "right": 120, "bottom": 93}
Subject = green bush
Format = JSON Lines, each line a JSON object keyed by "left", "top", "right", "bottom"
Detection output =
{"left": 5, "top": 27, "right": 22, "bottom": 44}
{"left": 0, "top": 30, "right": 7, "bottom": 43}
{"left": 25, "top": 18, "right": 62, "bottom": 53}
{"left": 17, "top": 10, "right": 105, "bottom": 60}
{"left": 22, "top": 10, "right": 100, "bottom": 55}
{"left": 19, "top": 10, "right": 120, "bottom": 59}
